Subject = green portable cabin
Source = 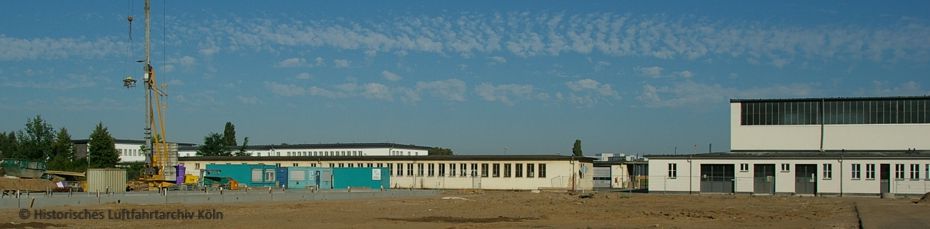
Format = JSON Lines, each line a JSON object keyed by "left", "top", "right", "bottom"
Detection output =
{"left": 285, "top": 167, "right": 332, "bottom": 190}
{"left": 203, "top": 164, "right": 277, "bottom": 188}
{"left": 331, "top": 167, "right": 390, "bottom": 190}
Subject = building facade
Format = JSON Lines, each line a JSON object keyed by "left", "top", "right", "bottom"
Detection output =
{"left": 72, "top": 139, "right": 194, "bottom": 163}
{"left": 179, "top": 155, "right": 595, "bottom": 191}
{"left": 649, "top": 96, "right": 930, "bottom": 196}
{"left": 178, "top": 143, "right": 431, "bottom": 157}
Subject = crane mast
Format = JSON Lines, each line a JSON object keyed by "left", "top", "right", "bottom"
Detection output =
{"left": 125, "top": 0, "right": 173, "bottom": 187}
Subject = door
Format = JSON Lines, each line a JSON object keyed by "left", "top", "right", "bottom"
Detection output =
{"left": 700, "top": 164, "right": 735, "bottom": 193}
{"left": 275, "top": 167, "right": 288, "bottom": 188}
{"left": 794, "top": 164, "right": 817, "bottom": 194}
{"left": 319, "top": 170, "right": 333, "bottom": 189}
{"left": 754, "top": 164, "right": 775, "bottom": 194}
{"left": 880, "top": 164, "right": 890, "bottom": 194}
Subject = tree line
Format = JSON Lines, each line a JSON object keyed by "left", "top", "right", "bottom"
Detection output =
{"left": 0, "top": 115, "right": 120, "bottom": 172}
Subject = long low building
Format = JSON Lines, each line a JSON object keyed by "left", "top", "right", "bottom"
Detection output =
{"left": 179, "top": 155, "right": 595, "bottom": 191}
{"left": 178, "top": 143, "right": 432, "bottom": 157}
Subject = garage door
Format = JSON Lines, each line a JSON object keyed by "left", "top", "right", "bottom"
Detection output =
{"left": 700, "top": 164, "right": 735, "bottom": 193}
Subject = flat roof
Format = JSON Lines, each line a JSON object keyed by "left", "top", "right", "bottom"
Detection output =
{"left": 73, "top": 139, "right": 195, "bottom": 146}
{"left": 180, "top": 155, "right": 596, "bottom": 162}
{"left": 730, "top": 95, "right": 930, "bottom": 103}
{"left": 646, "top": 151, "right": 930, "bottom": 159}
{"left": 178, "top": 143, "right": 434, "bottom": 151}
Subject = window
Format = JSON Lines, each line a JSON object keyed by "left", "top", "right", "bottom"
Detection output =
{"left": 439, "top": 164, "right": 445, "bottom": 176}
{"left": 740, "top": 99, "right": 930, "bottom": 125}
{"left": 407, "top": 163, "right": 414, "bottom": 176}
{"left": 851, "top": 164, "right": 861, "bottom": 180}
{"left": 668, "top": 163, "right": 678, "bottom": 179}
{"left": 910, "top": 164, "right": 920, "bottom": 180}
{"left": 471, "top": 163, "right": 478, "bottom": 177}
{"left": 895, "top": 164, "right": 905, "bottom": 180}
{"left": 926, "top": 164, "right": 930, "bottom": 180}
{"left": 377, "top": 163, "right": 383, "bottom": 168}
{"left": 357, "top": 163, "right": 363, "bottom": 167}
{"left": 539, "top": 163, "right": 546, "bottom": 178}
{"left": 292, "top": 163, "right": 298, "bottom": 167}
{"left": 418, "top": 163, "right": 424, "bottom": 176}
{"left": 367, "top": 163, "right": 373, "bottom": 167}
{"left": 328, "top": 163, "right": 334, "bottom": 168}
{"left": 481, "top": 163, "right": 489, "bottom": 177}
{"left": 460, "top": 163, "right": 467, "bottom": 177}
{"left": 527, "top": 164, "right": 535, "bottom": 178}
{"left": 866, "top": 164, "right": 875, "bottom": 179}
{"left": 823, "top": 163, "right": 832, "bottom": 180}
{"left": 492, "top": 163, "right": 500, "bottom": 177}
{"left": 739, "top": 163, "right": 749, "bottom": 172}
{"left": 504, "top": 164, "right": 512, "bottom": 177}
{"left": 781, "top": 163, "right": 790, "bottom": 172}
{"left": 449, "top": 163, "right": 456, "bottom": 177}
{"left": 428, "top": 163, "right": 435, "bottom": 176}
{"left": 515, "top": 164, "right": 523, "bottom": 177}
{"left": 348, "top": 163, "right": 354, "bottom": 168}
{"left": 396, "top": 163, "right": 403, "bottom": 176}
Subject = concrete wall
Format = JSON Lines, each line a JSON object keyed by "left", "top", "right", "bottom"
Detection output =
{"left": 730, "top": 103, "right": 930, "bottom": 151}
{"left": 180, "top": 159, "right": 594, "bottom": 191}
{"left": 649, "top": 158, "right": 930, "bottom": 195}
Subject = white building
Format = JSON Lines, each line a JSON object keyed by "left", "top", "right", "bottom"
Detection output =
{"left": 177, "top": 143, "right": 431, "bottom": 157}
{"left": 179, "top": 155, "right": 595, "bottom": 191}
{"left": 72, "top": 139, "right": 194, "bottom": 163}
{"left": 648, "top": 96, "right": 930, "bottom": 196}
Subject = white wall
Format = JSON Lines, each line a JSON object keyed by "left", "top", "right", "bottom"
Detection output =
{"left": 179, "top": 159, "right": 594, "bottom": 191}
{"left": 730, "top": 103, "right": 930, "bottom": 151}
{"left": 649, "top": 158, "right": 930, "bottom": 195}
{"left": 115, "top": 143, "right": 145, "bottom": 163}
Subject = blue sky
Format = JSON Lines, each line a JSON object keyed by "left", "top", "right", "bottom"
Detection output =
{"left": 2, "top": 1, "right": 929, "bottom": 155}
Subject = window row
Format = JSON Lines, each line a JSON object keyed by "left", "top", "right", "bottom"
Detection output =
{"left": 851, "top": 163, "right": 929, "bottom": 180}
{"left": 390, "top": 163, "right": 547, "bottom": 178}
{"left": 119, "top": 148, "right": 143, "bottom": 157}
{"left": 740, "top": 99, "right": 930, "bottom": 125}
{"left": 256, "top": 150, "right": 367, "bottom": 157}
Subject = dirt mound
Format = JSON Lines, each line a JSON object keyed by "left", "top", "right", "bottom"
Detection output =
{"left": 0, "top": 177, "right": 56, "bottom": 191}
{"left": 914, "top": 192, "right": 930, "bottom": 204}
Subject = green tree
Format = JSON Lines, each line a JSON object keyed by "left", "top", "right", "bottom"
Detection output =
{"left": 572, "top": 139, "right": 583, "bottom": 156}
{"left": 235, "top": 137, "right": 251, "bottom": 156}
{"left": 17, "top": 115, "right": 55, "bottom": 160}
{"left": 0, "top": 132, "right": 18, "bottom": 159}
{"left": 197, "top": 132, "right": 230, "bottom": 156}
{"left": 88, "top": 122, "right": 119, "bottom": 168}
{"left": 428, "top": 147, "right": 454, "bottom": 156}
{"left": 222, "top": 122, "right": 237, "bottom": 147}
{"left": 48, "top": 128, "right": 76, "bottom": 171}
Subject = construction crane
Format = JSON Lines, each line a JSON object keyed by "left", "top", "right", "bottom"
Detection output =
{"left": 123, "top": 0, "right": 176, "bottom": 190}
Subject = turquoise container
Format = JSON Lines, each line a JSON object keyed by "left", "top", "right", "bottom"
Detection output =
{"left": 285, "top": 167, "right": 332, "bottom": 190}
{"left": 331, "top": 167, "right": 391, "bottom": 190}
{"left": 204, "top": 164, "right": 277, "bottom": 188}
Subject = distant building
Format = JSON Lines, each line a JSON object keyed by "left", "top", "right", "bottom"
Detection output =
{"left": 177, "top": 143, "right": 432, "bottom": 157}
{"left": 648, "top": 95, "right": 930, "bottom": 196}
{"left": 72, "top": 139, "right": 195, "bottom": 163}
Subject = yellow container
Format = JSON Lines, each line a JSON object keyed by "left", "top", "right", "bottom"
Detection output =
{"left": 184, "top": 175, "right": 199, "bottom": 184}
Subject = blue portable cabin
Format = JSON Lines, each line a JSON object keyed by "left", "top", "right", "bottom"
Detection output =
{"left": 203, "top": 164, "right": 277, "bottom": 188}
{"left": 331, "top": 167, "right": 391, "bottom": 190}
{"left": 285, "top": 167, "right": 333, "bottom": 190}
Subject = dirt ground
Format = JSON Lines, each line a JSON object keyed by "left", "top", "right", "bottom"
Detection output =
{"left": 1, "top": 190, "right": 926, "bottom": 228}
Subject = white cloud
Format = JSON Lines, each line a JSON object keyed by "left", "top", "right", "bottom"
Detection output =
{"left": 565, "top": 79, "right": 618, "bottom": 97}
{"left": 2, "top": 73, "right": 97, "bottom": 90}
{"left": 0, "top": 35, "right": 128, "bottom": 61}
{"left": 167, "top": 79, "right": 185, "bottom": 86}
{"left": 167, "top": 12, "right": 930, "bottom": 66}
{"left": 638, "top": 81, "right": 815, "bottom": 108}
{"left": 237, "top": 95, "right": 261, "bottom": 105}
{"left": 333, "top": 59, "right": 351, "bottom": 68}
{"left": 675, "top": 70, "right": 694, "bottom": 79}
{"left": 637, "top": 66, "right": 664, "bottom": 78}
{"left": 868, "top": 81, "right": 926, "bottom": 96}
{"left": 295, "top": 73, "right": 312, "bottom": 80}
{"left": 264, "top": 81, "right": 306, "bottom": 96}
{"left": 381, "top": 70, "right": 402, "bottom": 81}
{"left": 489, "top": 56, "right": 507, "bottom": 64}
{"left": 416, "top": 79, "right": 467, "bottom": 102}
{"left": 275, "top": 57, "right": 305, "bottom": 68}
{"left": 475, "top": 83, "right": 547, "bottom": 106}
{"left": 178, "top": 56, "right": 196, "bottom": 67}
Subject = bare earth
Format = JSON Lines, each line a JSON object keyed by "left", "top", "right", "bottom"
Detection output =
{"left": 1, "top": 191, "right": 926, "bottom": 228}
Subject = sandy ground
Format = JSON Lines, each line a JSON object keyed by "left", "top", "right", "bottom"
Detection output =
{"left": 1, "top": 190, "right": 926, "bottom": 228}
